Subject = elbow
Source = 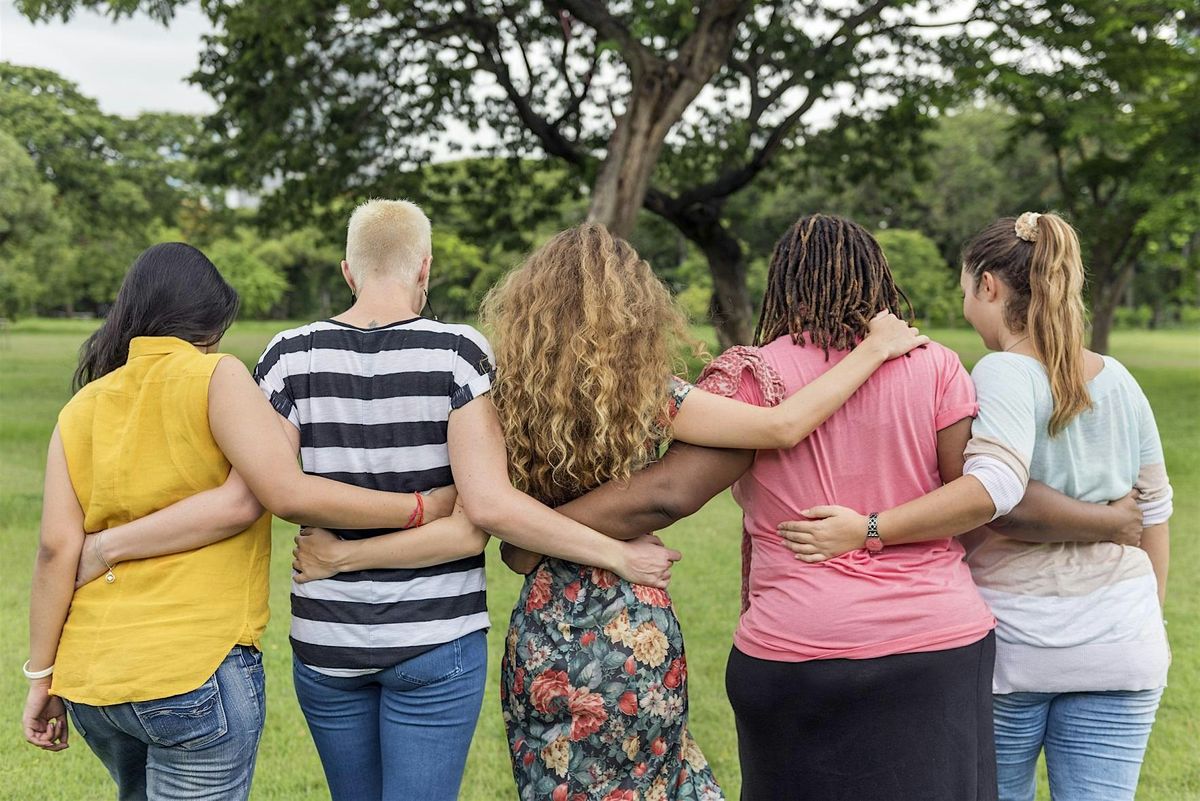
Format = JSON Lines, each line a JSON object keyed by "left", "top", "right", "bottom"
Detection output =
{"left": 461, "top": 527, "right": 490, "bottom": 557}
{"left": 770, "top": 418, "right": 806, "bottom": 450}
{"left": 35, "top": 540, "right": 74, "bottom": 566}
{"left": 460, "top": 490, "right": 511, "bottom": 534}
{"left": 653, "top": 495, "right": 701, "bottom": 528}
{"left": 259, "top": 486, "right": 302, "bottom": 523}
{"left": 229, "top": 490, "right": 266, "bottom": 530}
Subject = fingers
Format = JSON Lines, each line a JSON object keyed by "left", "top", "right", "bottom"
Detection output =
{"left": 643, "top": 534, "right": 665, "bottom": 546}
{"left": 798, "top": 505, "right": 842, "bottom": 519}
{"left": 666, "top": 548, "right": 683, "bottom": 563}
{"left": 777, "top": 524, "right": 815, "bottom": 539}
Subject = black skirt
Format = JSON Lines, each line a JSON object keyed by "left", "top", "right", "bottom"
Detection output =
{"left": 726, "top": 632, "right": 998, "bottom": 801}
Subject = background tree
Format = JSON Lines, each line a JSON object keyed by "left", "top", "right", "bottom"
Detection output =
{"left": 17, "top": 0, "right": 992, "bottom": 346}
{"left": 953, "top": 0, "right": 1200, "bottom": 351}
{"left": 0, "top": 130, "right": 69, "bottom": 318}
{"left": 0, "top": 63, "right": 204, "bottom": 312}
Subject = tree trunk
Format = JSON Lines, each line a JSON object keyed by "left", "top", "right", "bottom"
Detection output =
{"left": 670, "top": 202, "right": 755, "bottom": 348}
{"left": 1088, "top": 255, "right": 1139, "bottom": 354}
{"left": 588, "top": 95, "right": 669, "bottom": 238}
{"left": 706, "top": 240, "right": 755, "bottom": 349}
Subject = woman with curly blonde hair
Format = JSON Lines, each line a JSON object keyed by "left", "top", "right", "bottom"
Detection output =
{"left": 483, "top": 222, "right": 927, "bottom": 800}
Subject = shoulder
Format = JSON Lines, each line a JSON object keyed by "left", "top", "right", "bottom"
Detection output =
{"left": 1098, "top": 354, "right": 1152, "bottom": 406}
{"left": 698, "top": 344, "right": 785, "bottom": 405}
{"left": 59, "top": 378, "right": 104, "bottom": 420}
{"left": 970, "top": 352, "right": 1041, "bottom": 387}
{"left": 261, "top": 321, "right": 327, "bottom": 355}
{"left": 435, "top": 321, "right": 495, "bottom": 362}
{"left": 921, "top": 340, "right": 966, "bottom": 368}
{"left": 254, "top": 322, "right": 328, "bottom": 377}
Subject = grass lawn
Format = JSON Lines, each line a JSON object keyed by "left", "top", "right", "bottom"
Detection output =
{"left": 0, "top": 319, "right": 1196, "bottom": 800}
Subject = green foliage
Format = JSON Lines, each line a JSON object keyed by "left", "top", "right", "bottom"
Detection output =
{"left": 0, "top": 62, "right": 204, "bottom": 312}
{"left": 876, "top": 229, "right": 962, "bottom": 327}
{"left": 428, "top": 230, "right": 505, "bottom": 322}
{"left": 947, "top": 0, "right": 1200, "bottom": 349}
{"left": 0, "top": 131, "right": 68, "bottom": 318}
{"left": 205, "top": 231, "right": 289, "bottom": 317}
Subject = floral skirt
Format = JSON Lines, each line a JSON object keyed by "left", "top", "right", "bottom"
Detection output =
{"left": 500, "top": 558, "right": 723, "bottom": 801}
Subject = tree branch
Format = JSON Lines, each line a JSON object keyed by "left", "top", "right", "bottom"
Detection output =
{"left": 550, "top": 0, "right": 657, "bottom": 75}
{"left": 466, "top": 17, "right": 590, "bottom": 168}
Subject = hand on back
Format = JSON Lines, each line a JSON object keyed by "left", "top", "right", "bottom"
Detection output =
{"left": 614, "top": 534, "right": 682, "bottom": 589}
{"left": 1107, "top": 491, "right": 1144, "bottom": 547}
{"left": 865, "top": 310, "right": 930, "bottom": 360}
{"left": 777, "top": 506, "right": 868, "bottom": 562}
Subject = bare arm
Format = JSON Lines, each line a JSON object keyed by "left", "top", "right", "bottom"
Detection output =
{"left": 291, "top": 500, "right": 489, "bottom": 582}
{"left": 780, "top": 413, "right": 1145, "bottom": 559}
{"left": 23, "top": 428, "right": 81, "bottom": 752}
{"left": 502, "top": 442, "right": 754, "bottom": 574}
{"left": 207, "top": 356, "right": 450, "bottom": 528}
{"left": 449, "top": 395, "right": 680, "bottom": 588}
{"left": 777, "top": 417, "right": 996, "bottom": 560}
{"left": 1141, "top": 522, "right": 1169, "bottom": 606}
{"left": 672, "top": 313, "right": 928, "bottom": 449}
{"left": 75, "top": 470, "right": 263, "bottom": 587}
{"left": 993, "top": 486, "right": 1144, "bottom": 546}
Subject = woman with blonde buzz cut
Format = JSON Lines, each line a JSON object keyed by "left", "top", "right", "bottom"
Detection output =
{"left": 482, "top": 222, "right": 927, "bottom": 800}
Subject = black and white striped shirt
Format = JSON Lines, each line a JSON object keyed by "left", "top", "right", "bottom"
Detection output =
{"left": 254, "top": 317, "right": 494, "bottom": 675}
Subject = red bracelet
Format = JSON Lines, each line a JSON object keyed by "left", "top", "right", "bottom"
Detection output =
{"left": 406, "top": 492, "right": 425, "bottom": 528}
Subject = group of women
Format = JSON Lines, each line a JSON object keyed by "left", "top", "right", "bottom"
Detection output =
{"left": 21, "top": 200, "right": 1171, "bottom": 801}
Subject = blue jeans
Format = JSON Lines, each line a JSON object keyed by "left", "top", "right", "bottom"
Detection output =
{"left": 63, "top": 646, "right": 266, "bottom": 801}
{"left": 292, "top": 630, "right": 487, "bottom": 801}
{"left": 993, "top": 689, "right": 1163, "bottom": 801}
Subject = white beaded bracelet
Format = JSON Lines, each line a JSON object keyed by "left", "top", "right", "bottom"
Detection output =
{"left": 22, "top": 660, "right": 54, "bottom": 680}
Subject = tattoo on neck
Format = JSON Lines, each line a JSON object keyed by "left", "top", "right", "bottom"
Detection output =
{"left": 368, "top": 319, "right": 379, "bottom": 329}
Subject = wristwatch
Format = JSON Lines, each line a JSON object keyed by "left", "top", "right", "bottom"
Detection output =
{"left": 865, "top": 513, "right": 883, "bottom": 554}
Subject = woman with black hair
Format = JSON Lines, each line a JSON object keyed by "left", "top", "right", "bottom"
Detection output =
{"left": 20, "top": 242, "right": 470, "bottom": 800}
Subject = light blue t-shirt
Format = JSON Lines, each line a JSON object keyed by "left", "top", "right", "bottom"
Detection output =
{"left": 963, "top": 352, "right": 1172, "bottom": 694}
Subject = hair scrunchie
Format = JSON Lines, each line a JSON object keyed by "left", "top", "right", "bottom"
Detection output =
{"left": 1014, "top": 211, "right": 1042, "bottom": 242}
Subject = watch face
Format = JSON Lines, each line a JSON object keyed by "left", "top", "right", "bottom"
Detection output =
{"left": 865, "top": 536, "right": 883, "bottom": 553}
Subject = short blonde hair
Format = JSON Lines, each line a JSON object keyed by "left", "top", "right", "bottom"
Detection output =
{"left": 345, "top": 199, "right": 431, "bottom": 284}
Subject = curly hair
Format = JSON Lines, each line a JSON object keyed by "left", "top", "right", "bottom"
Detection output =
{"left": 479, "top": 223, "right": 701, "bottom": 506}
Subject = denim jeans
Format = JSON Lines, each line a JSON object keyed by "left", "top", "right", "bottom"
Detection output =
{"left": 291, "top": 630, "right": 487, "bottom": 801}
{"left": 63, "top": 646, "right": 266, "bottom": 801}
{"left": 993, "top": 688, "right": 1163, "bottom": 801}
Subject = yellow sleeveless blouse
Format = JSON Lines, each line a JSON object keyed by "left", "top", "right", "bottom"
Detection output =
{"left": 51, "top": 336, "right": 271, "bottom": 705}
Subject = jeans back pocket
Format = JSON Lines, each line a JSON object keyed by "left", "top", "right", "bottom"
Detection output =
{"left": 395, "top": 638, "right": 464, "bottom": 687}
{"left": 132, "top": 674, "right": 228, "bottom": 750}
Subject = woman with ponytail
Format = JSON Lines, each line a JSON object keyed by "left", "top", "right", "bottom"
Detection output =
{"left": 779, "top": 212, "right": 1172, "bottom": 801}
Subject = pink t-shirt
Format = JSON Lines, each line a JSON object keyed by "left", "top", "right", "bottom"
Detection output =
{"left": 710, "top": 336, "right": 995, "bottom": 662}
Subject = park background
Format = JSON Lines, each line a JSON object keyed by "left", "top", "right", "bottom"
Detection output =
{"left": 0, "top": 0, "right": 1197, "bottom": 798}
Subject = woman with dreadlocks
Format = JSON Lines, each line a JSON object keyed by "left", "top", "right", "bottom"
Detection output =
{"left": 690, "top": 213, "right": 1000, "bottom": 801}
{"left": 487, "top": 214, "right": 1128, "bottom": 801}
{"left": 776, "top": 213, "right": 1171, "bottom": 801}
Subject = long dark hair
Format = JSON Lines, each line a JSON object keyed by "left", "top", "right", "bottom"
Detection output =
{"left": 963, "top": 213, "right": 1090, "bottom": 435}
{"left": 755, "top": 213, "right": 911, "bottom": 354}
{"left": 74, "top": 243, "right": 240, "bottom": 391}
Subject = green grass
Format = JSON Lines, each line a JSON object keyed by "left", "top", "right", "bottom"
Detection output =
{"left": 1, "top": 319, "right": 1197, "bottom": 800}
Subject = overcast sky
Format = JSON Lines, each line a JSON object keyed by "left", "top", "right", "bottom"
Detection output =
{"left": 0, "top": 0, "right": 215, "bottom": 116}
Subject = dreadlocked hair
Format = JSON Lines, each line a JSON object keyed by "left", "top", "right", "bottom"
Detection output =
{"left": 479, "top": 223, "right": 705, "bottom": 507}
{"left": 754, "top": 214, "right": 912, "bottom": 354}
